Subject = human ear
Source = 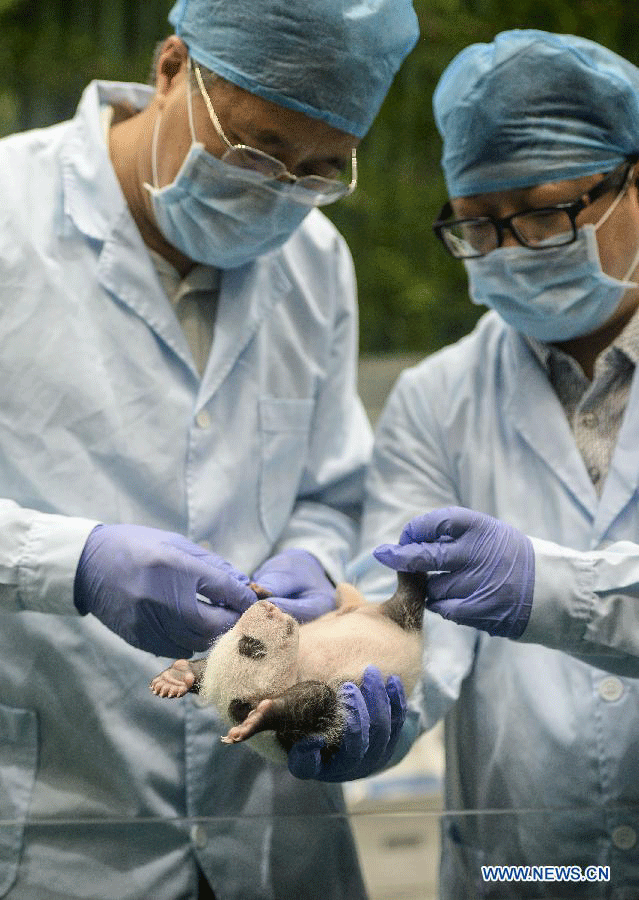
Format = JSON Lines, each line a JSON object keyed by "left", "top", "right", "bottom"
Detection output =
{"left": 154, "top": 36, "right": 189, "bottom": 98}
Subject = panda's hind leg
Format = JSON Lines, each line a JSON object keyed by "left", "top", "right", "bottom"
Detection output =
{"left": 221, "top": 680, "right": 342, "bottom": 753}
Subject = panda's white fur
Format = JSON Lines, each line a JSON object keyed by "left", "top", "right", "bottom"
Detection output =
{"left": 198, "top": 584, "right": 424, "bottom": 765}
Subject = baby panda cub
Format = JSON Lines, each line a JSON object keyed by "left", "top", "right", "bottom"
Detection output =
{"left": 150, "top": 572, "right": 427, "bottom": 765}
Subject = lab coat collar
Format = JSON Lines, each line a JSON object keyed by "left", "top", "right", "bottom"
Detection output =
{"left": 594, "top": 366, "right": 639, "bottom": 541}
{"left": 60, "top": 80, "right": 198, "bottom": 374}
{"left": 201, "top": 258, "right": 291, "bottom": 402}
{"left": 96, "top": 202, "right": 292, "bottom": 396}
{"left": 524, "top": 312, "right": 639, "bottom": 541}
{"left": 506, "top": 323, "right": 639, "bottom": 543}
{"left": 58, "top": 79, "right": 293, "bottom": 393}
{"left": 504, "top": 326, "right": 599, "bottom": 520}
{"left": 60, "top": 80, "right": 154, "bottom": 242}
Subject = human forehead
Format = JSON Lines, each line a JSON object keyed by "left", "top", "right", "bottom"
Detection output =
{"left": 450, "top": 171, "right": 609, "bottom": 218}
{"left": 202, "top": 75, "right": 359, "bottom": 161}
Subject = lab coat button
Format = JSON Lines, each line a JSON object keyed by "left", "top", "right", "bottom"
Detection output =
{"left": 191, "top": 825, "right": 208, "bottom": 848}
{"left": 611, "top": 826, "right": 637, "bottom": 850}
{"left": 195, "top": 410, "right": 211, "bottom": 429}
{"left": 598, "top": 676, "right": 624, "bottom": 702}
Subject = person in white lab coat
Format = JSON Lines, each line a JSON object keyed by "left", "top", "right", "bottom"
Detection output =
{"left": 356, "top": 30, "right": 639, "bottom": 899}
{"left": 0, "top": 1, "right": 419, "bottom": 898}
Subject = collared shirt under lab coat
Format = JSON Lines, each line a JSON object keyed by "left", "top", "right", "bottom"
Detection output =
{"left": 0, "top": 80, "right": 372, "bottom": 900}
{"left": 356, "top": 310, "right": 639, "bottom": 899}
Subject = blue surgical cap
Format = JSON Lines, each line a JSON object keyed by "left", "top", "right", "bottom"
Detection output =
{"left": 433, "top": 29, "right": 639, "bottom": 197}
{"left": 168, "top": 0, "right": 420, "bottom": 139}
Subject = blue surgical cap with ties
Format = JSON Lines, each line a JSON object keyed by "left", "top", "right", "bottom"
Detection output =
{"left": 168, "top": 0, "right": 420, "bottom": 140}
{"left": 434, "top": 29, "right": 639, "bottom": 197}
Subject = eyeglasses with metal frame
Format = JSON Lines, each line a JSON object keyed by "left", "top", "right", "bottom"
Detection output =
{"left": 432, "top": 157, "right": 638, "bottom": 259}
{"left": 189, "top": 58, "right": 358, "bottom": 207}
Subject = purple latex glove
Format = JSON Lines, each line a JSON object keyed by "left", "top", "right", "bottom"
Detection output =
{"left": 251, "top": 548, "right": 336, "bottom": 622}
{"left": 374, "top": 507, "right": 535, "bottom": 639}
{"left": 74, "top": 524, "right": 257, "bottom": 656}
{"left": 287, "top": 666, "right": 407, "bottom": 782}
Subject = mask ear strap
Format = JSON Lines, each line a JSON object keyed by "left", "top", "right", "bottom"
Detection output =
{"left": 186, "top": 55, "right": 197, "bottom": 144}
{"left": 149, "top": 112, "right": 161, "bottom": 190}
{"left": 596, "top": 162, "right": 639, "bottom": 285}
{"left": 622, "top": 245, "right": 639, "bottom": 284}
{"left": 596, "top": 163, "right": 637, "bottom": 231}
{"left": 615, "top": 163, "right": 639, "bottom": 283}
{"left": 144, "top": 58, "right": 196, "bottom": 196}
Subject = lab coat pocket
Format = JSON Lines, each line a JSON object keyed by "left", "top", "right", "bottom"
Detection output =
{"left": 0, "top": 704, "right": 38, "bottom": 897}
{"left": 258, "top": 397, "right": 314, "bottom": 543}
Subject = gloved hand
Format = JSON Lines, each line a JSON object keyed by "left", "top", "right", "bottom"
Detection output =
{"left": 74, "top": 524, "right": 257, "bottom": 657}
{"left": 287, "top": 666, "right": 407, "bottom": 781}
{"left": 251, "top": 548, "right": 336, "bottom": 622}
{"left": 374, "top": 507, "right": 535, "bottom": 639}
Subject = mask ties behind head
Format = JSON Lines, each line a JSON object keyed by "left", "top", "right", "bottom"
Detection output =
{"left": 594, "top": 163, "right": 634, "bottom": 232}
{"left": 593, "top": 162, "right": 639, "bottom": 285}
{"left": 147, "top": 58, "right": 198, "bottom": 193}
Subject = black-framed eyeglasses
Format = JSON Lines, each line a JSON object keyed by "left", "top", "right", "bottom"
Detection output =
{"left": 190, "top": 58, "right": 357, "bottom": 207}
{"left": 433, "top": 157, "right": 638, "bottom": 259}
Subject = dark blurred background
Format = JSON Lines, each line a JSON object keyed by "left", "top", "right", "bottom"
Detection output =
{"left": 2, "top": 0, "right": 637, "bottom": 355}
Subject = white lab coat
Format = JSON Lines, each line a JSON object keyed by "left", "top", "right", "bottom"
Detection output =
{"left": 0, "top": 81, "right": 372, "bottom": 900}
{"left": 357, "top": 310, "right": 639, "bottom": 899}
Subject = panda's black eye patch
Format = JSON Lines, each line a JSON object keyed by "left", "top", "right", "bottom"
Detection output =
{"left": 228, "top": 698, "right": 254, "bottom": 723}
{"left": 238, "top": 635, "right": 267, "bottom": 659}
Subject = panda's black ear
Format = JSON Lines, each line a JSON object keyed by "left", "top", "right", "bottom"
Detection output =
{"left": 228, "top": 698, "right": 254, "bottom": 724}
{"left": 238, "top": 635, "right": 267, "bottom": 659}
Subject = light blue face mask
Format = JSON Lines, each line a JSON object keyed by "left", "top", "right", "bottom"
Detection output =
{"left": 464, "top": 185, "right": 639, "bottom": 342}
{"left": 144, "top": 75, "right": 310, "bottom": 269}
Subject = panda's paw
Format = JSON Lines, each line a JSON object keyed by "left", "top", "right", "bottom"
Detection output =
{"left": 150, "top": 659, "right": 197, "bottom": 698}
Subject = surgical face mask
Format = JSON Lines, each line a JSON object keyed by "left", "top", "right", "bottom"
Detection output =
{"left": 144, "top": 74, "right": 310, "bottom": 269}
{"left": 464, "top": 180, "right": 639, "bottom": 342}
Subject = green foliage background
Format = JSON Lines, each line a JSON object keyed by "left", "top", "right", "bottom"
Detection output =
{"left": 2, "top": 0, "right": 638, "bottom": 353}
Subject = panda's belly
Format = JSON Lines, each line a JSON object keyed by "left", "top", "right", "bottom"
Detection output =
{"left": 296, "top": 609, "right": 422, "bottom": 692}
